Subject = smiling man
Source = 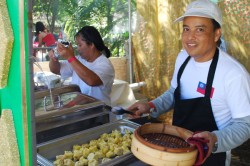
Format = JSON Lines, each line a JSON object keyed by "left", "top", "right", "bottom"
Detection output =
{"left": 127, "top": 0, "right": 250, "bottom": 165}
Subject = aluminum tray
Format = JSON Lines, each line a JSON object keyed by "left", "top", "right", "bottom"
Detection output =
{"left": 35, "top": 92, "right": 111, "bottom": 144}
{"left": 34, "top": 84, "right": 81, "bottom": 99}
{"left": 37, "top": 119, "right": 141, "bottom": 166}
{"left": 35, "top": 92, "right": 103, "bottom": 120}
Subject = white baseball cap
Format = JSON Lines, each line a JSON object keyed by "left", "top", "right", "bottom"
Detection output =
{"left": 174, "top": 0, "right": 222, "bottom": 26}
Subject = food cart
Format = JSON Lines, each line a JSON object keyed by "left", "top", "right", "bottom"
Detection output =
{"left": 1, "top": 0, "right": 249, "bottom": 165}
{"left": 33, "top": 82, "right": 155, "bottom": 166}
{"left": 0, "top": 1, "right": 150, "bottom": 164}
{"left": 0, "top": 1, "right": 194, "bottom": 165}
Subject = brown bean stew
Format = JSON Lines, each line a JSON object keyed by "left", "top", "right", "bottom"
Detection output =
{"left": 142, "top": 133, "right": 191, "bottom": 149}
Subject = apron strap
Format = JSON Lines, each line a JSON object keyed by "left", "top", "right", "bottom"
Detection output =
{"left": 177, "top": 56, "right": 191, "bottom": 88}
{"left": 205, "top": 48, "right": 219, "bottom": 98}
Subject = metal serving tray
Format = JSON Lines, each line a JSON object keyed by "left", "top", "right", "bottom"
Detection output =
{"left": 37, "top": 119, "right": 141, "bottom": 166}
{"left": 36, "top": 105, "right": 110, "bottom": 144}
{"left": 34, "top": 84, "right": 81, "bottom": 99}
{"left": 35, "top": 92, "right": 103, "bottom": 120}
{"left": 35, "top": 90, "right": 111, "bottom": 144}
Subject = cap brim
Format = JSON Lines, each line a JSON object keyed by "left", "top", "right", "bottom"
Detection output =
{"left": 174, "top": 12, "right": 215, "bottom": 23}
{"left": 174, "top": 16, "right": 185, "bottom": 23}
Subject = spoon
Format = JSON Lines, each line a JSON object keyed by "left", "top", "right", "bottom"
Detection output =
{"left": 106, "top": 106, "right": 135, "bottom": 115}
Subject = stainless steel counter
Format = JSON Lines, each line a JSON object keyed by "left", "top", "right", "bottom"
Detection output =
{"left": 35, "top": 84, "right": 158, "bottom": 165}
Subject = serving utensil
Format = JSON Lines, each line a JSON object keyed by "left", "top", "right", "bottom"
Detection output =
{"left": 106, "top": 106, "right": 135, "bottom": 115}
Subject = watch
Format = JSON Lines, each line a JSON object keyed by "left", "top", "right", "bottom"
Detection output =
{"left": 212, "top": 141, "right": 218, "bottom": 152}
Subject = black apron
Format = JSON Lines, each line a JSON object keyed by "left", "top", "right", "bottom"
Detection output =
{"left": 173, "top": 48, "right": 226, "bottom": 166}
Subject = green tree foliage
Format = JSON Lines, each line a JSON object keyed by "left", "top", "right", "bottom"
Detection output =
{"left": 32, "top": 0, "right": 136, "bottom": 57}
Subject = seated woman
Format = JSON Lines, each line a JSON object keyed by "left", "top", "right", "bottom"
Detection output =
{"left": 35, "top": 21, "right": 57, "bottom": 47}
{"left": 48, "top": 26, "right": 115, "bottom": 105}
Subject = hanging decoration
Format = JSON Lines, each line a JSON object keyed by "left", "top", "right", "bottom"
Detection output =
{"left": 0, "top": 110, "right": 20, "bottom": 166}
{"left": 0, "top": 0, "right": 14, "bottom": 88}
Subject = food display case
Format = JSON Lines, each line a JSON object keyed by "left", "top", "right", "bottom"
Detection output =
{"left": 35, "top": 85, "right": 150, "bottom": 165}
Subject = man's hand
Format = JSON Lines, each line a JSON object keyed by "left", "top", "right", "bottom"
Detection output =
{"left": 127, "top": 102, "right": 151, "bottom": 118}
{"left": 193, "top": 131, "right": 218, "bottom": 163}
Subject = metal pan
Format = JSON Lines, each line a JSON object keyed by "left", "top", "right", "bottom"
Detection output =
{"left": 37, "top": 119, "right": 140, "bottom": 166}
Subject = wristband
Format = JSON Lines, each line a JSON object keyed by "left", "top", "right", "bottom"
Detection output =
{"left": 68, "top": 56, "right": 77, "bottom": 63}
{"left": 148, "top": 102, "right": 156, "bottom": 113}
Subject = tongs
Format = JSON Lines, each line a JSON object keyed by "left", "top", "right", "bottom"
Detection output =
{"left": 106, "top": 105, "right": 135, "bottom": 115}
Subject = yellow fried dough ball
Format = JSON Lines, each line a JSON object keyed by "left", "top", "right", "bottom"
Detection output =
{"left": 89, "top": 145, "right": 98, "bottom": 153}
{"left": 89, "top": 140, "right": 98, "bottom": 146}
{"left": 105, "top": 150, "right": 115, "bottom": 158}
{"left": 56, "top": 154, "right": 65, "bottom": 160}
{"left": 87, "top": 152, "right": 100, "bottom": 161}
{"left": 73, "top": 149, "right": 83, "bottom": 161}
{"left": 79, "top": 156, "right": 88, "bottom": 165}
{"left": 100, "top": 144, "right": 109, "bottom": 155}
{"left": 114, "top": 147, "right": 123, "bottom": 156}
{"left": 88, "top": 159, "right": 98, "bottom": 166}
{"left": 82, "top": 148, "right": 90, "bottom": 158}
{"left": 53, "top": 159, "right": 63, "bottom": 166}
{"left": 100, "top": 133, "right": 109, "bottom": 141}
{"left": 94, "top": 151, "right": 103, "bottom": 159}
{"left": 74, "top": 161, "right": 84, "bottom": 166}
{"left": 63, "top": 158, "right": 74, "bottom": 166}
{"left": 64, "top": 151, "right": 73, "bottom": 159}
{"left": 73, "top": 145, "right": 82, "bottom": 150}
{"left": 81, "top": 143, "right": 89, "bottom": 148}
{"left": 101, "top": 157, "right": 111, "bottom": 163}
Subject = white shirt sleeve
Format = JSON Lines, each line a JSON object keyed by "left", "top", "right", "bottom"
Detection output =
{"left": 60, "top": 60, "right": 74, "bottom": 79}
{"left": 213, "top": 115, "right": 250, "bottom": 153}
